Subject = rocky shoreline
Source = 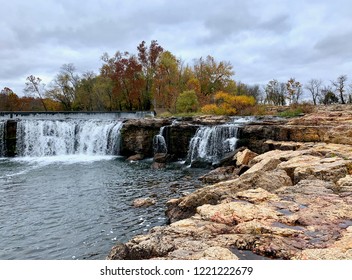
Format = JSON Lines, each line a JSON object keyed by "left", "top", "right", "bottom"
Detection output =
{"left": 108, "top": 107, "right": 352, "bottom": 260}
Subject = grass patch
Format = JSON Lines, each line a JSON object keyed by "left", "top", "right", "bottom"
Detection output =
{"left": 277, "top": 108, "right": 303, "bottom": 118}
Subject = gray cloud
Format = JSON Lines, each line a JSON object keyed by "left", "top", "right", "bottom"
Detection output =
{"left": 314, "top": 30, "right": 352, "bottom": 61}
{"left": 1, "top": 0, "right": 352, "bottom": 95}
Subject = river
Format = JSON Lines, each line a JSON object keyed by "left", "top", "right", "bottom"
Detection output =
{"left": 0, "top": 155, "right": 205, "bottom": 259}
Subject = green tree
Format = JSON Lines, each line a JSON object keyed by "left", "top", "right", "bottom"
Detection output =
{"left": 176, "top": 90, "right": 199, "bottom": 113}
{"left": 320, "top": 86, "right": 339, "bottom": 105}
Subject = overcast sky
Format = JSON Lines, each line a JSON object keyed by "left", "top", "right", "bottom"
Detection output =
{"left": 1, "top": 0, "right": 352, "bottom": 96}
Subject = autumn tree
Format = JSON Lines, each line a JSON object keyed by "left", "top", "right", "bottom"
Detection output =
{"left": 153, "top": 51, "right": 180, "bottom": 111}
{"left": 24, "top": 75, "right": 48, "bottom": 111}
{"left": 137, "top": 40, "right": 164, "bottom": 110}
{"left": 332, "top": 75, "right": 348, "bottom": 104}
{"left": 0, "top": 87, "right": 19, "bottom": 111}
{"left": 265, "top": 79, "right": 286, "bottom": 105}
{"left": 305, "top": 79, "right": 322, "bottom": 105}
{"left": 286, "top": 78, "right": 302, "bottom": 105}
{"left": 193, "top": 56, "right": 234, "bottom": 105}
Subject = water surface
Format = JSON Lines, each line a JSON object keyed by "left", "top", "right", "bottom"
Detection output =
{"left": 0, "top": 156, "right": 205, "bottom": 260}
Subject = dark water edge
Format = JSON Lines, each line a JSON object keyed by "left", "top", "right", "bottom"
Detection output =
{"left": 0, "top": 156, "right": 207, "bottom": 260}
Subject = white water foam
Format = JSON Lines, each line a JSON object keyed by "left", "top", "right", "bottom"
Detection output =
{"left": 186, "top": 124, "right": 239, "bottom": 165}
{"left": 153, "top": 126, "right": 168, "bottom": 154}
{"left": 16, "top": 119, "right": 123, "bottom": 157}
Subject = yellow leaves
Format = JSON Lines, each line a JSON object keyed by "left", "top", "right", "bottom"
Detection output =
{"left": 201, "top": 91, "right": 255, "bottom": 115}
{"left": 201, "top": 104, "right": 236, "bottom": 115}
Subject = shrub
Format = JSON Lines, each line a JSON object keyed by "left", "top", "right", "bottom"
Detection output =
{"left": 176, "top": 90, "right": 199, "bottom": 113}
{"left": 201, "top": 91, "right": 255, "bottom": 115}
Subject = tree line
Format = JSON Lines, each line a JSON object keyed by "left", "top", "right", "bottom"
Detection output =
{"left": 1, "top": 40, "right": 352, "bottom": 113}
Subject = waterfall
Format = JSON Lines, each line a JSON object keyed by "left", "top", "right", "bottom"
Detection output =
{"left": 153, "top": 126, "right": 168, "bottom": 154}
{"left": 186, "top": 124, "right": 239, "bottom": 165}
{"left": 0, "top": 121, "right": 5, "bottom": 157}
{"left": 16, "top": 119, "right": 123, "bottom": 157}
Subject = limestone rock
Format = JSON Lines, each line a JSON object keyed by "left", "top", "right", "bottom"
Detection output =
{"left": 243, "top": 157, "right": 281, "bottom": 175}
{"left": 235, "top": 188, "right": 280, "bottom": 203}
{"left": 250, "top": 149, "right": 319, "bottom": 165}
{"left": 107, "top": 243, "right": 130, "bottom": 260}
{"left": 277, "top": 155, "right": 322, "bottom": 180}
{"left": 238, "top": 169, "right": 293, "bottom": 192}
{"left": 278, "top": 155, "right": 351, "bottom": 184}
{"left": 336, "top": 175, "right": 352, "bottom": 193}
{"left": 197, "top": 247, "right": 239, "bottom": 260}
{"left": 110, "top": 129, "right": 352, "bottom": 260}
{"left": 133, "top": 197, "right": 157, "bottom": 207}
{"left": 199, "top": 166, "right": 237, "bottom": 184}
{"left": 236, "top": 148, "right": 258, "bottom": 166}
{"left": 197, "top": 202, "right": 280, "bottom": 224}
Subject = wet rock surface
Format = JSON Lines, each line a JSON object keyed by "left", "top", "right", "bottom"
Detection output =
{"left": 109, "top": 140, "right": 352, "bottom": 260}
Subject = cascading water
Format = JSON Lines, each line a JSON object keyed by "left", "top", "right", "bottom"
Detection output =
{"left": 186, "top": 124, "right": 239, "bottom": 165}
{"left": 0, "top": 121, "right": 5, "bottom": 157}
{"left": 16, "top": 119, "right": 123, "bottom": 157}
{"left": 153, "top": 126, "right": 168, "bottom": 154}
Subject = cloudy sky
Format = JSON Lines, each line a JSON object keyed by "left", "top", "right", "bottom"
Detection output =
{"left": 1, "top": 0, "right": 352, "bottom": 96}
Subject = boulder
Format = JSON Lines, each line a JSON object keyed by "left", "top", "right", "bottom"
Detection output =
{"left": 199, "top": 166, "right": 237, "bottom": 184}
{"left": 151, "top": 162, "right": 166, "bottom": 169}
{"left": 243, "top": 157, "right": 282, "bottom": 175}
{"left": 235, "top": 148, "right": 258, "bottom": 166}
{"left": 107, "top": 243, "right": 130, "bottom": 260}
{"left": 127, "top": 154, "right": 144, "bottom": 161}
{"left": 154, "top": 153, "right": 170, "bottom": 163}
{"left": 133, "top": 197, "right": 157, "bottom": 207}
{"left": 278, "top": 155, "right": 351, "bottom": 184}
{"left": 294, "top": 158, "right": 350, "bottom": 184}
{"left": 277, "top": 155, "right": 322, "bottom": 180}
{"left": 151, "top": 153, "right": 170, "bottom": 169}
{"left": 336, "top": 175, "right": 352, "bottom": 194}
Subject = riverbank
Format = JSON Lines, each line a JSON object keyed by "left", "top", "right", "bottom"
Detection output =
{"left": 108, "top": 106, "right": 352, "bottom": 260}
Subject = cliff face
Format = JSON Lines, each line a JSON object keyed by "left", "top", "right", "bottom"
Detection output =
{"left": 119, "top": 118, "right": 199, "bottom": 159}
{"left": 119, "top": 118, "right": 171, "bottom": 157}
{"left": 119, "top": 116, "right": 230, "bottom": 159}
{"left": 238, "top": 110, "right": 352, "bottom": 154}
